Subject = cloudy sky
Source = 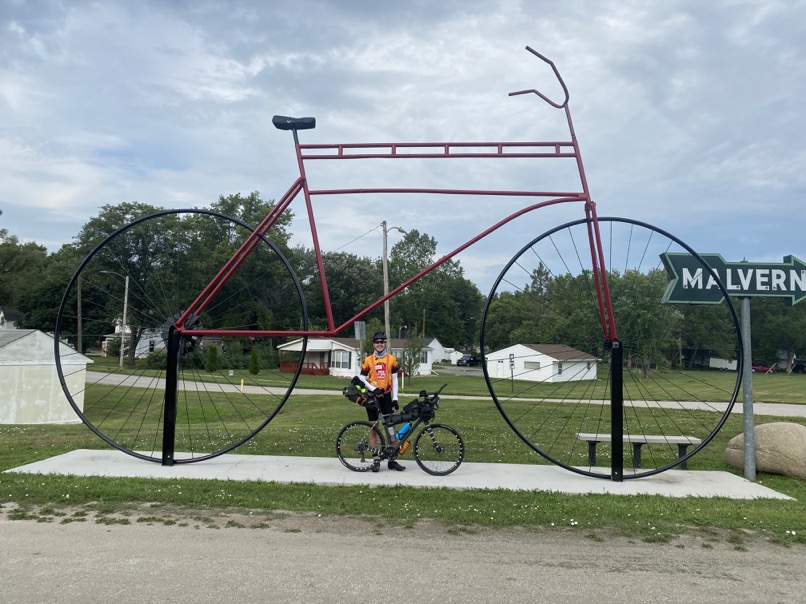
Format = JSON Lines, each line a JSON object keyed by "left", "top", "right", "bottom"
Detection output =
{"left": 2, "top": 0, "right": 804, "bottom": 292}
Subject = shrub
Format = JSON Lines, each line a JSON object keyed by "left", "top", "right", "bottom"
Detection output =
{"left": 205, "top": 345, "right": 220, "bottom": 372}
{"left": 248, "top": 349, "right": 260, "bottom": 375}
{"left": 144, "top": 351, "right": 167, "bottom": 369}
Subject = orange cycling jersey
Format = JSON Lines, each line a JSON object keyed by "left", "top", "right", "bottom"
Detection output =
{"left": 360, "top": 352, "right": 399, "bottom": 391}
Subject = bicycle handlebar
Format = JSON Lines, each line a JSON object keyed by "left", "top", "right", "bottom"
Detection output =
{"left": 418, "top": 383, "right": 448, "bottom": 402}
{"left": 508, "top": 46, "right": 569, "bottom": 109}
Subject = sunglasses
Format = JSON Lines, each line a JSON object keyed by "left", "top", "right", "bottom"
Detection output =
{"left": 373, "top": 340, "right": 386, "bottom": 344}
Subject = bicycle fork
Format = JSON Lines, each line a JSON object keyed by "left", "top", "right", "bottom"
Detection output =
{"left": 419, "top": 423, "right": 443, "bottom": 454}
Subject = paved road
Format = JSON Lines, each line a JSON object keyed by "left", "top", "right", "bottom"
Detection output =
{"left": 2, "top": 511, "right": 804, "bottom": 604}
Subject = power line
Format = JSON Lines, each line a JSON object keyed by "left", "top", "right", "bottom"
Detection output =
{"left": 332, "top": 225, "right": 381, "bottom": 253}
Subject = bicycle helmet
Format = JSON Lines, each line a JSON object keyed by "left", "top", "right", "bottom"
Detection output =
{"left": 372, "top": 332, "right": 387, "bottom": 342}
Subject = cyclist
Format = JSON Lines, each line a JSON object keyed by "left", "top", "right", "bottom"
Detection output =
{"left": 356, "top": 331, "right": 405, "bottom": 472}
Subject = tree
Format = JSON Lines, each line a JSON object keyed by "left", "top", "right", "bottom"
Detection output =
{"left": 488, "top": 267, "right": 685, "bottom": 377}
{"left": 248, "top": 348, "right": 261, "bottom": 375}
{"left": 398, "top": 329, "right": 425, "bottom": 382}
{"left": 538, "top": 271, "right": 604, "bottom": 353}
{"left": 389, "top": 229, "right": 438, "bottom": 285}
{"left": 301, "top": 251, "right": 384, "bottom": 332}
{"left": 210, "top": 191, "right": 294, "bottom": 247}
{"left": 751, "top": 298, "right": 806, "bottom": 370}
{"left": 205, "top": 345, "right": 220, "bottom": 372}
{"left": 678, "top": 304, "right": 739, "bottom": 368}
{"left": 74, "top": 202, "right": 166, "bottom": 254}
{"left": 16, "top": 197, "right": 294, "bottom": 360}
{"left": 482, "top": 263, "right": 552, "bottom": 352}
{"left": 483, "top": 290, "right": 543, "bottom": 351}
{"left": 388, "top": 229, "right": 483, "bottom": 349}
{"left": 17, "top": 243, "right": 87, "bottom": 336}
{"left": 0, "top": 211, "right": 48, "bottom": 307}
{"left": 361, "top": 317, "right": 385, "bottom": 357}
{"left": 609, "top": 269, "right": 683, "bottom": 376}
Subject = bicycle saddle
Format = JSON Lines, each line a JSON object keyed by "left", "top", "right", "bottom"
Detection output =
{"left": 272, "top": 115, "right": 316, "bottom": 131}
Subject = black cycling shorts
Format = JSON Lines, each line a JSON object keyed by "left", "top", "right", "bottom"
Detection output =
{"left": 366, "top": 392, "right": 393, "bottom": 421}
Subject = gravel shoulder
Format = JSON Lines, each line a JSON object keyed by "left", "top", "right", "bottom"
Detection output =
{"left": 2, "top": 504, "right": 805, "bottom": 603}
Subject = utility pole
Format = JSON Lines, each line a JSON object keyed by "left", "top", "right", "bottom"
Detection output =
{"left": 381, "top": 221, "right": 406, "bottom": 341}
{"left": 101, "top": 271, "right": 130, "bottom": 368}
{"left": 120, "top": 274, "right": 129, "bottom": 368}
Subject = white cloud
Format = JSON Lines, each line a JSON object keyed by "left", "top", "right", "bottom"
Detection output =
{"left": 0, "top": 0, "right": 803, "bottom": 294}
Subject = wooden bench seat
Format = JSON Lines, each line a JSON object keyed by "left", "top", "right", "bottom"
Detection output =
{"left": 576, "top": 433, "right": 702, "bottom": 470}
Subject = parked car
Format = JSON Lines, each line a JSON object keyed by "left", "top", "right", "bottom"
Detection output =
{"left": 751, "top": 360, "right": 774, "bottom": 373}
{"left": 457, "top": 354, "right": 480, "bottom": 367}
{"left": 791, "top": 361, "right": 806, "bottom": 374}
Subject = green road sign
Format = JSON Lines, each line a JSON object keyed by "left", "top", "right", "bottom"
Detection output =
{"left": 661, "top": 253, "right": 806, "bottom": 305}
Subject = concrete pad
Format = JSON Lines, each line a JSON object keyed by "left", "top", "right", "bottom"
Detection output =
{"left": 5, "top": 449, "right": 792, "bottom": 500}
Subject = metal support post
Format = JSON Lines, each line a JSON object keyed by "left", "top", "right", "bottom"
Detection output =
{"left": 162, "top": 327, "right": 179, "bottom": 466}
{"left": 610, "top": 340, "right": 624, "bottom": 482}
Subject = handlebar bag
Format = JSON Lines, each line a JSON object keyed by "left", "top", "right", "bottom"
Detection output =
{"left": 343, "top": 383, "right": 371, "bottom": 406}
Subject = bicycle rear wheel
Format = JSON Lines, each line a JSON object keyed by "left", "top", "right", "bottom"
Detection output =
{"left": 481, "top": 217, "right": 742, "bottom": 478}
{"left": 54, "top": 209, "right": 308, "bottom": 464}
{"left": 414, "top": 424, "right": 464, "bottom": 476}
{"left": 336, "top": 421, "right": 385, "bottom": 472}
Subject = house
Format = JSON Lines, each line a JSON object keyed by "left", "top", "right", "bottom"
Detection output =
{"left": 277, "top": 337, "right": 435, "bottom": 377}
{"left": 0, "top": 307, "right": 24, "bottom": 330}
{"left": 448, "top": 350, "right": 466, "bottom": 364}
{"left": 101, "top": 328, "right": 171, "bottom": 359}
{"left": 486, "top": 343, "right": 599, "bottom": 383}
{"left": 424, "top": 337, "right": 450, "bottom": 363}
{"left": 0, "top": 329, "right": 91, "bottom": 424}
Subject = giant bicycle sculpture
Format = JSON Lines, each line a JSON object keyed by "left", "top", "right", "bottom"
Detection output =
{"left": 55, "top": 47, "right": 742, "bottom": 480}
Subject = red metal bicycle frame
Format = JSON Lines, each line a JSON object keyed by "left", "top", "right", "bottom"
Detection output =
{"left": 176, "top": 48, "right": 618, "bottom": 344}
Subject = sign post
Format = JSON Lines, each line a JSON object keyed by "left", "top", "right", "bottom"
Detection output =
{"left": 740, "top": 297, "right": 756, "bottom": 480}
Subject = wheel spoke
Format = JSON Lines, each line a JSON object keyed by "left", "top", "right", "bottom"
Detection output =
{"left": 55, "top": 209, "right": 307, "bottom": 463}
{"left": 337, "top": 421, "right": 384, "bottom": 472}
{"left": 414, "top": 424, "right": 464, "bottom": 475}
{"left": 481, "top": 217, "right": 742, "bottom": 478}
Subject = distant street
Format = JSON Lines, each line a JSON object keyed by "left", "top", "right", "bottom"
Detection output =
{"left": 85, "top": 371, "right": 806, "bottom": 418}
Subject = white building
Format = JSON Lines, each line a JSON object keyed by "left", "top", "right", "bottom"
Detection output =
{"left": 486, "top": 343, "right": 599, "bottom": 383}
{"left": 277, "top": 337, "right": 434, "bottom": 377}
{"left": 0, "top": 307, "right": 23, "bottom": 330}
{"left": 424, "top": 337, "right": 451, "bottom": 363}
{"left": 0, "top": 330, "right": 90, "bottom": 424}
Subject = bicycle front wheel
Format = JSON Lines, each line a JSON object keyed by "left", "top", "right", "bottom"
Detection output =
{"left": 336, "top": 421, "right": 385, "bottom": 472}
{"left": 54, "top": 209, "right": 308, "bottom": 464}
{"left": 481, "top": 217, "right": 742, "bottom": 478}
{"left": 414, "top": 424, "right": 464, "bottom": 476}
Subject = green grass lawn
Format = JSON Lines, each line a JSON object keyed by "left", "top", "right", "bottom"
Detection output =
{"left": 2, "top": 380, "right": 805, "bottom": 547}
{"left": 281, "top": 367, "right": 806, "bottom": 406}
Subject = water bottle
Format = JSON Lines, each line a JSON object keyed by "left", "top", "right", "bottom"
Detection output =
{"left": 395, "top": 422, "right": 412, "bottom": 440}
{"left": 387, "top": 426, "right": 396, "bottom": 441}
{"left": 398, "top": 441, "right": 410, "bottom": 455}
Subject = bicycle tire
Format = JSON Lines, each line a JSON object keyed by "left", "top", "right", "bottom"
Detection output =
{"left": 336, "top": 420, "right": 386, "bottom": 472}
{"left": 480, "top": 216, "right": 742, "bottom": 479}
{"left": 54, "top": 209, "right": 308, "bottom": 464}
{"left": 413, "top": 423, "right": 464, "bottom": 476}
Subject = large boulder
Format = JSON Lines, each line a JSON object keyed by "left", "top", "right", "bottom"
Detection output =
{"left": 725, "top": 422, "right": 806, "bottom": 480}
